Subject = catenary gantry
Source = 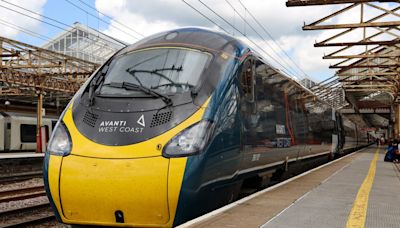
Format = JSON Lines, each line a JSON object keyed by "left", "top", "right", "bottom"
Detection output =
{"left": 287, "top": 0, "right": 399, "bottom": 135}
{"left": 0, "top": 35, "right": 99, "bottom": 95}
{"left": 0, "top": 35, "right": 100, "bottom": 151}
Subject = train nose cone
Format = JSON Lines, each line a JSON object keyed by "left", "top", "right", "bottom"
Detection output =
{"left": 59, "top": 155, "right": 170, "bottom": 226}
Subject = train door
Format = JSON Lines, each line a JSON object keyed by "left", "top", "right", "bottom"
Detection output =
{"left": 303, "top": 102, "right": 335, "bottom": 158}
{"left": 4, "top": 122, "right": 11, "bottom": 151}
{"left": 355, "top": 124, "right": 359, "bottom": 147}
{"left": 336, "top": 113, "right": 345, "bottom": 153}
{"left": 0, "top": 117, "right": 4, "bottom": 151}
{"left": 286, "top": 86, "right": 308, "bottom": 159}
{"left": 239, "top": 57, "right": 260, "bottom": 169}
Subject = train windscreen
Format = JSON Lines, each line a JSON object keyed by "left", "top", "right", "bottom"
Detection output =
{"left": 99, "top": 47, "right": 211, "bottom": 96}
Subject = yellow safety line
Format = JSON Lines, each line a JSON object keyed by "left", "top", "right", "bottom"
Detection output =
{"left": 346, "top": 147, "right": 380, "bottom": 228}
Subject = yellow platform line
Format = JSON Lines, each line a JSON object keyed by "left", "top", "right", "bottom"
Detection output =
{"left": 346, "top": 147, "right": 379, "bottom": 228}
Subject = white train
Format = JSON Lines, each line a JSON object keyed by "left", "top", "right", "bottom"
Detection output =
{"left": 0, "top": 112, "right": 58, "bottom": 152}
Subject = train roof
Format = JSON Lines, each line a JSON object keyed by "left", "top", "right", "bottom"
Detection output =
{"left": 119, "top": 27, "right": 247, "bottom": 57}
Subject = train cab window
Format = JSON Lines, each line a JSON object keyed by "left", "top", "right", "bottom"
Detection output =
{"left": 99, "top": 47, "right": 211, "bottom": 96}
{"left": 20, "top": 124, "right": 36, "bottom": 143}
{"left": 240, "top": 59, "right": 255, "bottom": 102}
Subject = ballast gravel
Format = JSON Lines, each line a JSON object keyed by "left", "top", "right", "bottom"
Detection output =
{"left": 0, "top": 178, "right": 44, "bottom": 192}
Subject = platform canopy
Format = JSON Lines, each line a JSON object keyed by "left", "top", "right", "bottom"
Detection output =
{"left": 287, "top": 0, "right": 399, "bottom": 130}
{"left": 0, "top": 23, "right": 127, "bottom": 113}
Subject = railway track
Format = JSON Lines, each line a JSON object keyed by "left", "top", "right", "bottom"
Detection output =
{"left": 0, "top": 185, "right": 56, "bottom": 227}
{"left": 0, "top": 202, "right": 55, "bottom": 227}
{"left": 0, "top": 185, "right": 46, "bottom": 203}
{"left": 0, "top": 171, "right": 43, "bottom": 185}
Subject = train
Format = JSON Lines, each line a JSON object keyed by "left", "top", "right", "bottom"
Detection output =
{"left": 0, "top": 112, "right": 57, "bottom": 152}
{"left": 44, "top": 27, "right": 371, "bottom": 227}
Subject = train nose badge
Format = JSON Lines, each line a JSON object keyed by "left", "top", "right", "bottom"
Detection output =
{"left": 137, "top": 115, "right": 145, "bottom": 127}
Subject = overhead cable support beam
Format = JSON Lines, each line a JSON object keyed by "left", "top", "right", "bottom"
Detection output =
{"left": 324, "top": 53, "right": 400, "bottom": 59}
{"left": 337, "top": 72, "right": 398, "bottom": 76}
{"left": 286, "top": 1, "right": 399, "bottom": 110}
{"left": 315, "top": 39, "right": 400, "bottom": 47}
{"left": 304, "top": 21, "right": 400, "bottom": 30}
{"left": 330, "top": 64, "right": 400, "bottom": 69}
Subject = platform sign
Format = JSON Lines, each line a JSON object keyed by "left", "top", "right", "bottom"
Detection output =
{"left": 361, "top": 127, "right": 376, "bottom": 133}
{"left": 276, "top": 124, "right": 286, "bottom": 135}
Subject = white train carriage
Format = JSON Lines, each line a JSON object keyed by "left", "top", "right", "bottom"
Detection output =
{"left": 1, "top": 112, "right": 58, "bottom": 152}
{"left": 0, "top": 115, "right": 4, "bottom": 151}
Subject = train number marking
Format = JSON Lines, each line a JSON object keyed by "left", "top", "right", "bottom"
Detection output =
{"left": 251, "top": 153, "right": 261, "bottom": 162}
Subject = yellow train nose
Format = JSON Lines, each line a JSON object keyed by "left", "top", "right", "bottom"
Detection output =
{"left": 59, "top": 155, "right": 170, "bottom": 226}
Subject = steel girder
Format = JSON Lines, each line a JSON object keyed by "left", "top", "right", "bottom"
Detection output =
{"left": 0, "top": 36, "right": 99, "bottom": 97}
{"left": 287, "top": 0, "right": 400, "bottom": 110}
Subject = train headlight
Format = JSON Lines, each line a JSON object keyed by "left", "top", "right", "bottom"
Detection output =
{"left": 163, "top": 120, "right": 214, "bottom": 157}
{"left": 47, "top": 122, "right": 72, "bottom": 156}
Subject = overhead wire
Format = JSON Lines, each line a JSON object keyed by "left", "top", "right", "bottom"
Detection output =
{"left": 237, "top": 0, "right": 310, "bottom": 78}
{"left": 64, "top": 0, "right": 140, "bottom": 41}
{"left": 181, "top": 0, "right": 231, "bottom": 34}
{"left": 75, "top": 0, "right": 145, "bottom": 38}
{"left": 0, "top": 0, "right": 127, "bottom": 47}
{"left": 0, "top": 1, "right": 127, "bottom": 61}
{"left": 224, "top": 0, "right": 299, "bottom": 77}
{"left": 0, "top": 4, "right": 118, "bottom": 62}
{"left": 192, "top": 0, "right": 296, "bottom": 77}
{"left": 0, "top": 18, "right": 52, "bottom": 42}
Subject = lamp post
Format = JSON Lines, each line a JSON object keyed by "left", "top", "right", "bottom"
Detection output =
{"left": 4, "top": 100, "right": 10, "bottom": 112}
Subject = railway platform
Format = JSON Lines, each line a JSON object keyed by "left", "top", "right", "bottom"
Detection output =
{"left": 0, "top": 152, "right": 44, "bottom": 159}
{"left": 180, "top": 146, "right": 400, "bottom": 228}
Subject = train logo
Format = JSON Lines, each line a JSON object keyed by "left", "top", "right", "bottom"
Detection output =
{"left": 137, "top": 114, "right": 145, "bottom": 127}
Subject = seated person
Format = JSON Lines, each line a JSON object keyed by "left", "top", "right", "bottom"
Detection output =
{"left": 385, "top": 139, "right": 394, "bottom": 162}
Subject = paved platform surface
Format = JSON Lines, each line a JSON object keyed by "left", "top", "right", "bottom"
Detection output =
{"left": 182, "top": 146, "right": 400, "bottom": 228}
{"left": 0, "top": 152, "right": 44, "bottom": 159}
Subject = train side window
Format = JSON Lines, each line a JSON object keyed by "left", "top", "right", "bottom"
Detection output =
{"left": 240, "top": 59, "right": 255, "bottom": 102}
{"left": 51, "top": 121, "right": 57, "bottom": 130}
{"left": 20, "top": 124, "right": 36, "bottom": 143}
{"left": 6, "top": 123, "right": 11, "bottom": 129}
{"left": 44, "top": 125, "right": 49, "bottom": 142}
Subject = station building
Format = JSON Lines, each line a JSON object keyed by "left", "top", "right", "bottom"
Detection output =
{"left": 42, "top": 22, "right": 127, "bottom": 64}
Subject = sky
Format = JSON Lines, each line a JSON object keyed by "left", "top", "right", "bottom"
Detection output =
{"left": 0, "top": 0, "right": 397, "bottom": 82}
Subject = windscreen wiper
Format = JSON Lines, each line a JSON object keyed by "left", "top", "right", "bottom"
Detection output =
{"left": 126, "top": 69, "right": 175, "bottom": 85}
{"left": 103, "top": 82, "right": 173, "bottom": 107}
{"left": 152, "top": 65, "right": 183, "bottom": 73}
{"left": 88, "top": 65, "right": 109, "bottom": 106}
{"left": 126, "top": 65, "right": 183, "bottom": 86}
{"left": 151, "top": 82, "right": 198, "bottom": 99}
{"left": 151, "top": 82, "right": 194, "bottom": 89}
